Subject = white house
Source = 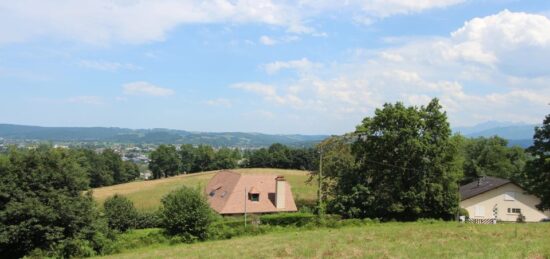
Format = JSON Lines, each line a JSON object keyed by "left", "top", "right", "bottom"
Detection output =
{"left": 460, "top": 177, "right": 550, "bottom": 222}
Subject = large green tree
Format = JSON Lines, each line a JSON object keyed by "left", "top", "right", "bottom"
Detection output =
{"left": 526, "top": 114, "right": 550, "bottom": 210}
{"left": 462, "top": 136, "right": 527, "bottom": 184}
{"left": 330, "top": 99, "right": 462, "bottom": 220}
{"left": 192, "top": 145, "right": 215, "bottom": 172}
{"left": 0, "top": 148, "right": 108, "bottom": 258}
{"left": 212, "top": 147, "right": 239, "bottom": 170}
{"left": 178, "top": 144, "right": 196, "bottom": 173}
{"left": 149, "top": 145, "right": 181, "bottom": 179}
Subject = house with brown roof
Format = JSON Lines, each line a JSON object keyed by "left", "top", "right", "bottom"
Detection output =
{"left": 460, "top": 176, "right": 550, "bottom": 222}
{"left": 205, "top": 170, "right": 298, "bottom": 215}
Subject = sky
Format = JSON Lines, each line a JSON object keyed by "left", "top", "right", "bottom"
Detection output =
{"left": 0, "top": 0, "right": 549, "bottom": 135}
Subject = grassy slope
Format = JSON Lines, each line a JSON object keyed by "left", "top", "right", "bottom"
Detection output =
{"left": 92, "top": 168, "right": 315, "bottom": 211}
{"left": 97, "top": 222, "right": 550, "bottom": 258}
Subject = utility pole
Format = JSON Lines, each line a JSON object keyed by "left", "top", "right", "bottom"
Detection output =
{"left": 244, "top": 187, "right": 247, "bottom": 228}
{"left": 318, "top": 148, "right": 324, "bottom": 216}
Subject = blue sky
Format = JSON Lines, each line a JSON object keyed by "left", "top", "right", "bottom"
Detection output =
{"left": 0, "top": 0, "right": 549, "bottom": 134}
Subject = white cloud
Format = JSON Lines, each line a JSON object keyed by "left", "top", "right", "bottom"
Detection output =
{"left": 78, "top": 60, "right": 141, "bottom": 71}
{"left": 259, "top": 36, "right": 277, "bottom": 46}
{"left": 263, "top": 58, "right": 320, "bottom": 74}
{"left": 259, "top": 35, "right": 301, "bottom": 46}
{"left": 232, "top": 10, "right": 550, "bottom": 128}
{"left": 205, "top": 98, "right": 233, "bottom": 108}
{"left": 446, "top": 10, "right": 550, "bottom": 76}
{"left": 123, "top": 81, "right": 174, "bottom": 96}
{"left": 0, "top": 0, "right": 464, "bottom": 45}
{"left": 67, "top": 95, "right": 104, "bottom": 105}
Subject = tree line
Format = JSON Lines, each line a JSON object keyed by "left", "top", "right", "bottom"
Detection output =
{"left": 148, "top": 143, "right": 318, "bottom": 179}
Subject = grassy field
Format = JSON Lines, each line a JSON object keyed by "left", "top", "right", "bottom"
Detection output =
{"left": 92, "top": 168, "right": 316, "bottom": 211}
{"left": 97, "top": 222, "right": 550, "bottom": 258}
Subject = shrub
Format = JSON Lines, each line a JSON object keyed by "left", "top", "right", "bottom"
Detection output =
{"left": 102, "top": 228, "right": 168, "bottom": 255}
{"left": 159, "top": 186, "right": 214, "bottom": 241}
{"left": 295, "top": 199, "right": 317, "bottom": 213}
{"left": 259, "top": 212, "right": 316, "bottom": 227}
{"left": 459, "top": 208, "right": 469, "bottom": 217}
{"left": 135, "top": 211, "right": 162, "bottom": 229}
{"left": 104, "top": 194, "right": 138, "bottom": 232}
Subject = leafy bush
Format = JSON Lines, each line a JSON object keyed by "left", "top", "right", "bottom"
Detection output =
{"left": 104, "top": 194, "right": 138, "bottom": 232}
{"left": 459, "top": 208, "right": 469, "bottom": 217}
{"left": 135, "top": 211, "right": 162, "bottom": 229}
{"left": 159, "top": 186, "right": 214, "bottom": 241}
{"left": 295, "top": 199, "right": 317, "bottom": 213}
{"left": 260, "top": 212, "right": 316, "bottom": 227}
{"left": 103, "top": 228, "right": 168, "bottom": 255}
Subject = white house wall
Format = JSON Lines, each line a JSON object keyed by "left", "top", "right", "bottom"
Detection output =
{"left": 460, "top": 183, "right": 550, "bottom": 222}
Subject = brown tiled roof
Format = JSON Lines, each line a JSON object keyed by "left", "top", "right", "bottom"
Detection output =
{"left": 205, "top": 170, "right": 298, "bottom": 214}
{"left": 460, "top": 176, "right": 511, "bottom": 201}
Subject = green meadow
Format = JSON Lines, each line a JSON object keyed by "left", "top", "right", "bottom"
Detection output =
{"left": 96, "top": 222, "right": 550, "bottom": 259}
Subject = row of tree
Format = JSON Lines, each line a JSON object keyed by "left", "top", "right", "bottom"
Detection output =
{"left": 75, "top": 148, "right": 140, "bottom": 187}
{"left": 148, "top": 143, "right": 318, "bottom": 179}
{"left": 0, "top": 146, "right": 140, "bottom": 188}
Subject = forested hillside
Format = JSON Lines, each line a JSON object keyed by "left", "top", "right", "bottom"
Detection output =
{"left": 0, "top": 124, "right": 327, "bottom": 148}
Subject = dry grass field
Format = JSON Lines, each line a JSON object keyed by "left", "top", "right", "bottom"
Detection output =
{"left": 92, "top": 168, "right": 316, "bottom": 211}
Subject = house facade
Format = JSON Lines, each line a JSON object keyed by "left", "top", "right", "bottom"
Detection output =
{"left": 460, "top": 177, "right": 550, "bottom": 222}
{"left": 205, "top": 170, "right": 298, "bottom": 215}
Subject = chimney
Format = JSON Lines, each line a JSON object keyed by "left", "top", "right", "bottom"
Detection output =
{"left": 275, "top": 176, "right": 286, "bottom": 209}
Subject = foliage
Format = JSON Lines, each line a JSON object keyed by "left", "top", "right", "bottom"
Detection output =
{"left": 0, "top": 147, "right": 110, "bottom": 258}
{"left": 74, "top": 148, "right": 140, "bottom": 188}
{"left": 459, "top": 207, "right": 469, "bottom": 217}
{"left": 460, "top": 136, "right": 528, "bottom": 184}
{"left": 149, "top": 145, "right": 181, "bottom": 179}
{"left": 134, "top": 211, "right": 162, "bottom": 229}
{"left": 259, "top": 213, "right": 316, "bottom": 227}
{"left": 525, "top": 114, "right": 550, "bottom": 210}
{"left": 102, "top": 228, "right": 168, "bottom": 255}
{"left": 159, "top": 186, "right": 214, "bottom": 241}
{"left": 104, "top": 195, "right": 139, "bottom": 232}
{"left": 244, "top": 143, "right": 318, "bottom": 171}
{"left": 178, "top": 144, "right": 196, "bottom": 173}
{"left": 330, "top": 99, "right": 463, "bottom": 220}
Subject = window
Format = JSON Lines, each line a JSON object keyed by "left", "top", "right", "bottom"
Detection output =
{"left": 504, "top": 192, "right": 515, "bottom": 201}
{"left": 249, "top": 193, "right": 259, "bottom": 202}
{"left": 507, "top": 208, "right": 521, "bottom": 214}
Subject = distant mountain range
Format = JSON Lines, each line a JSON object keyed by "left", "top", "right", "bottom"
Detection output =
{"left": 453, "top": 121, "right": 537, "bottom": 148}
{"left": 0, "top": 124, "right": 328, "bottom": 148}
{"left": 0, "top": 121, "right": 538, "bottom": 149}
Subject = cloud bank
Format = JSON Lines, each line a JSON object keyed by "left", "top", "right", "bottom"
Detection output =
{"left": 233, "top": 10, "right": 550, "bottom": 127}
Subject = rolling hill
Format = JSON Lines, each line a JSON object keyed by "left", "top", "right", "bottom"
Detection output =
{"left": 0, "top": 124, "right": 327, "bottom": 148}
{"left": 91, "top": 168, "right": 316, "bottom": 211}
{"left": 453, "top": 121, "right": 537, "bottom": 148}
